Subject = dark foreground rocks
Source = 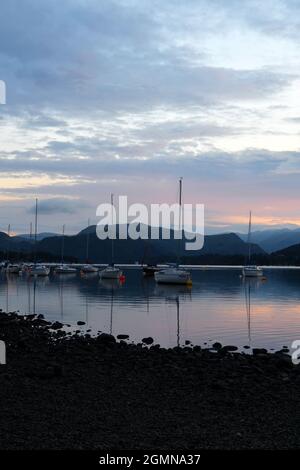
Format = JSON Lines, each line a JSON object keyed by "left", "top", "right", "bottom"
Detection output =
{"left": 0, "top": 311, "right": 300, "bottom": 450}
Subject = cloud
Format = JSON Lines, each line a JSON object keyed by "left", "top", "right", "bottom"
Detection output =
{"left": 28, "top": 197, "right": 90, "bottom": 215}
{"left": 0, "top": 0, "right": 299, "bottom": 232}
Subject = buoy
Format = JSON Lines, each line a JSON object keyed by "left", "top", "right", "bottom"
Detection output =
{"left": 119, "top": 275, "right": 126, "bottom": 283}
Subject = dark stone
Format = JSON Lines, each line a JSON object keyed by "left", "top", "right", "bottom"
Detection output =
{"left": 213, "top": 342, "right": 222, "bottom": 350}
{"left": 77, "top": 321, "right": 85, "bottom": 326}
{"left": 185, "top": 340, "right": 191, "bottom": 345}
{"left": 142, "top": 337, "right": 154, "bottom": 345}
{"left": 97, "top": 333, "right": 116, "bottom": 345}
{"left": 253, "top": 348, "right": 268, "bottom": 356}
{"left": 51, "top": 321, "right": 63, "bottom": 330}
{"left": 221, "top": 345, "right": 238, "bottom": 353}
{"left": 117, "top": 334, "right": 130, "bottom": 340}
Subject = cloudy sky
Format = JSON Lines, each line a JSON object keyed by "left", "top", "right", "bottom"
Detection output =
{"left": 1, "top": 0, "right": 300, "bottom": 235}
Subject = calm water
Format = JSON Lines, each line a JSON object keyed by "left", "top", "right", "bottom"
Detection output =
{"left": 1, "top": 268, "right": 300, "bottom": 350}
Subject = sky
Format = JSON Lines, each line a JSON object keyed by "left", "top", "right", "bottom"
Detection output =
{"left": 0, "top": 0, "right": 300, "bottom": 235}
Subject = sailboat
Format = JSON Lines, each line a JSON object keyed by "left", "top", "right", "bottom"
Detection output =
{"left": 242, "top": 211, "right": 263, "bottom": 278}
{"left": 100, "top": 194, "right": 123, "bottom": 279}
{"left": 81, "top": 219, "right": 98, "bottom": 273}
{"left": 29, "top": 199, "right": 50, "bottom": 277}
{"left": 5, "top": 224, "right": 20, "bottom": 274}
{"left": 154, "top": 178, "right": 192, "bottom": 285}
{"left": 142, "top": 244, "right": 161, "bottom": 277}
{"left": 55, "top": 225, "right": 77, "bottom": 274}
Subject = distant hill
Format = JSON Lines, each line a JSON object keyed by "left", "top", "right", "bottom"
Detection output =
{"left": 0, "top": 226, "right": 265, "bottom": 263}
{"left": 237, "top": 228, "right": 300, "bottom": 253}
{"left": 37, "top": 227, "right": 264, "bottom": 263}
{"left": 18, "top": 232, "right": 59, "bottom": 241}
{"left": 274, "top": 243, "right": 300, "bottom": 255}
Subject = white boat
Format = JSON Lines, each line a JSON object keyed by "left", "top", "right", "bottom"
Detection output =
{"left": 100, "top": 265, "right": 122, "bottom": 279}
{"left": 81, "top": 264, "right": 98, "bottom": 273}
{"left": 29, "top": 265, "right": 50, "bottom": 276}
{"left": 55, "top": 225, "right": 77, "bottom": 274}
{"left": 6, "top": 264, "right": 20, "bottom": 274}
{"left": 154, "top": 266, "right": 192, "bottom": 285}
{"left": 27, "top": 199, "right": 49, "bottom": 276}
{"left": 242, "top": 211, "right": 263, "bottom": 278}
{"left": 154, "top": 178, "right": 192, "bottom": 286}
{"left": 242, "top": 266, "right": 263, "bottom": 277}
{"left": 99, "top": 194, "right": 122, "bottom": 280}
{"left": 55, "top": 265, "right": 77, "bottom": 274}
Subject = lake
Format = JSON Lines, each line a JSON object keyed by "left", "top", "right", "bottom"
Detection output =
{"left": 1, "top": 267, "right": 300, "bottom": 351}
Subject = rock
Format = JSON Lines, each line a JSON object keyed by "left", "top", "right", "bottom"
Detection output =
{"left": 280, "top": 348, "right": 289, "bottom": 354}
{"left": 185, "top": 340, "right": 191, "bottom": 345}
{"left": 243, "top": 345, "right": 250, "bottom": 349}
{"left": 193, "top": 346, "right": 201, "bottom": 352}
{"left": 51, "top": 321, "right": 63, "bottom": 330}
{"left": 97, "top": 333, "right": 116, "bottom": 345}
{"left": 221, "top": 345, "right": 238, "bottom": 353}
{"left": 77, "top": 321, "right": 85, "bottom": 326}
{"left": 117, "top": 334, "right": 129, "bottom": 340}
{"left": 142, "top": 337, "right": 154, "bottom": 345}
{"left": 212, "top": 342, "right": 222, "bottom": 351}
{"left": 274, "top": 354, "right": 292, "bottom": 369}
{"left": 253, "top": 348, "right": 268, "bottom": 356}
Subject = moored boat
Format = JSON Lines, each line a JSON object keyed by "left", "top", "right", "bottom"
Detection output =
{"left": 81, "top": 264, "right": 98, "bottom": 273}
{"left": 242, "top": 211, "right": 264, "bottom": 278}
{"left": 154, "top": 266, "right": 192, "bottom": 285}
{"left": 99, "top": 194, "right": 122, "bottom": 280}
{"left": 143, "top": 265, "right": 161, "bottom": 276}
{"left": 6, "top": 264, "right": 20, "bottom": 274}
{"left": 29, "top": 265, "right": 50, "bottom": 276}
{"left": 55, "top": 265, "right": 77, "bottom": 274}
{"left": 242, "top": 266, "right": 263, "bottom": 277}
{"left": 154, "top": 178, "right": 192, "bottom": 286}
{"left": 100, "top": 265, "right": 122, "bottom": 279}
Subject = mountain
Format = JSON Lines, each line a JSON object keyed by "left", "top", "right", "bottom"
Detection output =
{"left": 37, "top": 227, "right": 264, "bottom": 263}
{"left": 274, "top": 243, "right": 300, "bottom": 255}
{"left": 18, "top": 232, "right": 59, "bottom": 241}
{"left": 200, "top": 233, "right": 263, "bottom": 255}
{"left": 237, "top": 228, "right": 300, "bottom": 253}
{"left": 0, "top": 226, "right": 264, "bottom": 263}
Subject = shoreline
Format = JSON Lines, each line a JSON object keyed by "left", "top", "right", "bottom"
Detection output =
{"left": 0, "top": 310, "right": 300, "bottom": 449}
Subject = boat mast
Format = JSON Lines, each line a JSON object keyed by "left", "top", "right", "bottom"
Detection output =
{"left": 86, "top": 218, "right": 90, "bottom": 263}
{"left": 111, "top": 193, "right": 114, "bottom": 266}
{"left": 176, "top": 296, "right": 180, "bottom": 348}
{"left": 61, "top": 224, "right": 65, "bottom": 265}
{"left": 6, "top": 224, "right": 11, "bottom": 262}
{"left": 34, "top": 198, "right": 38, "bottom": 266}
{"left": 176, "top": 177, "right": 183, "bottom": 266}
{"left": 29, "top": 222, "right": 33, "bottom": 262}
{"left": 247, "top": 210, "right": 252, "bottom": 265}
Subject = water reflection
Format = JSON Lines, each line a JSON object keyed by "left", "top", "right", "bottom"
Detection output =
{"left": 100, "top": 279, "right": 123, "bottom": 335}
{"left": 1, "top": 268, "right": 300, "bottom": 350}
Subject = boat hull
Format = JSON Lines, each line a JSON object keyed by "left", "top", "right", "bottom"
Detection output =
{"left": 81, "top": 265, "right": 98, "bottom": 273}
{"left": 100, "top": 267, "right": 122, "bottom": 279}
{"left": 242, "top": 267, "right": 263, "bottom": 277}
{"left": 29, "top": 266, "right": 50, "bottom": 276}
{"left": 154, "top": 269, "right": 192, "bottom": 285}
{"left": 143, "top": 266, "right": 161, "bottom": 277}
{"left": 56, "top": 266, "right": 77, "bottom": 274}
{"left": 6, "top": 265, "right": 20, "bottom": 274}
